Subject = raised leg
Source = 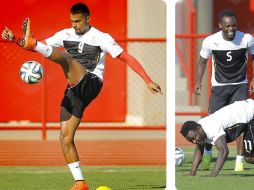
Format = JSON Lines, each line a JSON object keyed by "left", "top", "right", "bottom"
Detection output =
{"left": 18, "top": 17, "right": 88, "bottom": 85}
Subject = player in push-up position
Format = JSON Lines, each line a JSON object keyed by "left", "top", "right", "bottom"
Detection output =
{"left": 2, "top": 13, "right": 162, "bottom": 190}
{"left": 194, "top": 9, "right": 254, "bottom": 172}
{"left": 180, "top": 99, "right": 254, "bottom": 177}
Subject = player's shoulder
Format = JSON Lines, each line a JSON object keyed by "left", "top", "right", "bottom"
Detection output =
{"left": 206, "top": 31, "right": 221, "bottom": 39}
{"left": 198, "top": 116, "right": 212, "bottom": 126}
{"left": 89, "top": 27, "right": 103, "bottom": 35}
{"left": 198, "top": 116, "right": 216, "bottom": 133}
{"left": 238, "top": 31, "right": 254, "bottom": 42}
{"left": 88, "top": 27, "right": 114, "bottom": 45}
{"left": 199, "top": 112, "right": 225, "bottom": 137}
{"left": 236, "top": 30, "right": 251, "bottom": 37}
{"left": 53, "top": 28, "right": 75, "bottom": 38}
{"left": 90, "top": 27, "right": 110, "bottom": 38}
{"left": 86, "top": 27, "right": 116, "bottom": 47}
{"left": 202, "top": 31, "right": 221, "bottom": 44}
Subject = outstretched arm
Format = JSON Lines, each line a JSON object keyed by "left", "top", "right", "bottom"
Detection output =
{"left": 2, "top": 27, "right": 17, "bottom": 42}
{"left": 211, "top": 135, "right": 229, "bottom": 177}
{"left": 117, "top": 51, "right": 162, "bottom": 94}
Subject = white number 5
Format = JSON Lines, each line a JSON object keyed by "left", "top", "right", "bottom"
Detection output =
{"left": 226, "top": 51, "right": 232, "bottom": 61}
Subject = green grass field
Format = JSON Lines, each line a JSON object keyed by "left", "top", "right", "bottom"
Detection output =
{"left": 176, "top": 146, "right": 254, "bottom": 190}
{"left": 0, "top": 166, "right": 166, "bottom": 190}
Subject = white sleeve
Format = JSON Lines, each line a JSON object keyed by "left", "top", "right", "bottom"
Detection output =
{"left": 100, "top": 33, "right": 123, "bottom": 58}
{"left": 45, "top": 30, "right": 65, "bottom": 47}
{"left": 246, "top": 34, "right": 254, "bottom": 55}
{"left": 200, "top": 37, "right": 212, "bottom": 59}
{"left": 212, "top": 128, "right": 226, "bottom": 145}
{"left": 199, "top": 117, "right": 225, "bottom": 145}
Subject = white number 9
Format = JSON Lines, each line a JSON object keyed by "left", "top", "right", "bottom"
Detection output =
{"left": 78, "top": 42, "right": 84, "bottom": 53}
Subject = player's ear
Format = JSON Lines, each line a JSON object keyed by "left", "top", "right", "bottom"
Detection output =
{"left": 196, "top": 124, "right": 202, "bottom": 132}
{"left": 219, "top": 22, "right": 222, "bottom": 29}
{"left": 86, "top": 16, "right": 90, "bottom": 22}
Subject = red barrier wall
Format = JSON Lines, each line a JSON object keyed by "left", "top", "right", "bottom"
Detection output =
{"left": 0, "top": 0, "right": 127, "bottom": 122}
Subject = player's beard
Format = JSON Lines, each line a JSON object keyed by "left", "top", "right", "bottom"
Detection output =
{"left": 75, "top": 26, "right": 90, "bottom": 35}
{"left": 75, "top": 28, "right": 82, "bottom": 35}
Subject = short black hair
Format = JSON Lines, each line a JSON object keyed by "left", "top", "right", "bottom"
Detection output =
{"left": 71, "top": 2, "right": 90, "bottom": 16}
{"left": 180, "top": 121, "right": 199, "bottom": 137}
{"left": 219, "top": 9, "right": 237, "bottom": 22}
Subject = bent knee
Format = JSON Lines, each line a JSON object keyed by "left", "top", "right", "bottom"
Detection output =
{"left": 60, "top": 132, "right": 74, "bottom": 145}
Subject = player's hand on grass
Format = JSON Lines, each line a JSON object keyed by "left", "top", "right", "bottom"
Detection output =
{"left": 1, "top": 27, "right": 15, "bottom": 41}
{"left": 189, "top": 171, "right": 196, "bottom": 176}
{"left": 147, "top": 82, "right": 162, "bottom": 95}
{"left": 195, "top": 82, "right": 202, "bottom": 95}
{"left": 249, "top": 79, "right": 254, "bottom": 94}
{"left": 181, "top": 172, "right": 194, "bottom": 176}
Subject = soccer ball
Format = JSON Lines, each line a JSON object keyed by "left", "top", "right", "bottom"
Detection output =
{"left": 175, "top": 147, "right": 185, "bottom": 167}
{"left": 19, "top": 60, "right": 44, "bottom": 84}
{"left": 96, "top": 186, "right": 112, "bottom": 190}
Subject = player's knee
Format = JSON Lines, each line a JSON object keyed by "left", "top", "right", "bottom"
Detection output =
{"left": 60, "top": 132, "right": 74, "bottom": 145}
{"left": 244, "top": 156, "right": 254, "bottom": 164}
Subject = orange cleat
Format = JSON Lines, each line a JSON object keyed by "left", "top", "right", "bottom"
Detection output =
{"left": 19, "top": 17, "right": 37, "bottom": 51}
{"left": 69, "top": 181, "right": 89, "bottom": 190}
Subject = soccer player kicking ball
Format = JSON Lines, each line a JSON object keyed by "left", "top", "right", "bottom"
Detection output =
{"left": 180, "top": 99, "right": 254, "bottom": 177}
{"left": 2, "top": 15, "right": 162, "bottom": 190}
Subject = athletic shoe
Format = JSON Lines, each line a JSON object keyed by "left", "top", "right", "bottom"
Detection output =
{"left": 234, "top": 161, "right": 244, "bottom": 172}
{"left": 69, "top": 181, "right": 89, "bottom": 190}
{"left": 201, "top": 154, "right": 212, "bottom": 170}
{"left": 19, "top": 17, "right": 37, "bottom": 51}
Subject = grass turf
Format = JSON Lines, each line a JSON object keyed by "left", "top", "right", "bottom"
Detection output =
{"left": 0, "top": 166, "right": 166, "bottom": 190}
{"left": 176, "top": 146, "right": 254, "bottom": 190}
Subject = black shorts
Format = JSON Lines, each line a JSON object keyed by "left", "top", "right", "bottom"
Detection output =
{"left": 209, "top": 83, "right": 248, "bottom": 114}
{"left": 225, "top": 123, "right": 245, "bottom": 143}
{"left": 61, "top": 72, "right": 103, "bottom": 118}
{"left": 243, "top": 119, "right": 254, "bottom": 157}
